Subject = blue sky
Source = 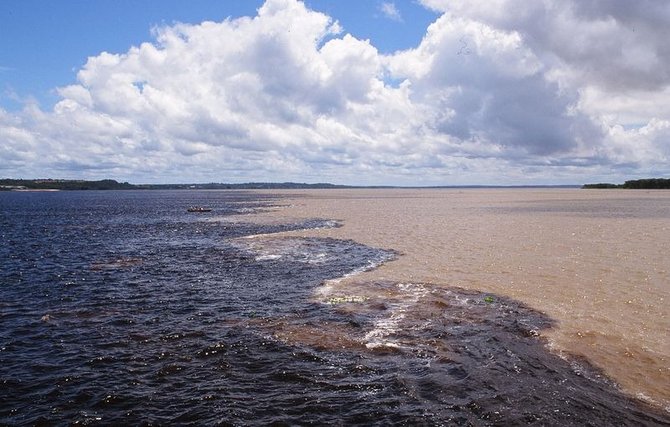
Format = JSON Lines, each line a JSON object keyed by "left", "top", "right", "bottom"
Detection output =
{"left": 1, "top": 1, "right": 257, "bottom": 109}
{"left": 0, "top": 1, "right": 436, "bottom": 110}
{"left": 1, "top": 0, "right": 669, "bottom": 185}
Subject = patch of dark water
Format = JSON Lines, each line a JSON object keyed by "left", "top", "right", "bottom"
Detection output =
{"left": 0, "top": 190, "right": 391, "bottom": 425}
{"left": 277, "top": 281, "right": 670, "bottom": 425}
{"left": 1, "top": 190, "right": 668, "bottom": 425}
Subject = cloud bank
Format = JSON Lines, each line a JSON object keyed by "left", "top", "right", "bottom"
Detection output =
{"left": 1, "top": 0, "right": 669, "bottom": 184}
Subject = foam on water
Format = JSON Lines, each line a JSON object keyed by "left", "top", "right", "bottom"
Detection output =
{"left": 364, "top": 283, "right": 430, "bottom": 350}
{"left": 236, "top": 236, "right": 346, "bottom": 265}
{"left": 315, "top": 257, "right": 396, "bottom": 299}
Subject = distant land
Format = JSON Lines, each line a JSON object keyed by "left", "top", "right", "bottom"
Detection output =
{"left": 0, "top": 179, "right": 386, "bottom": 191}
{"left": 0, "top": 179, "right": 136, "bottom": 191}
{"left": 582, "top": 178, "right": 670, "bottom": 189}
{"left": 0, "top": 178, "right": 587, "bottom": 191}
{"left": 6, "top": 178, "right": 670, "bottom": 191}
{"left": 0, "top": 179, "right": 353, "bottom": 191}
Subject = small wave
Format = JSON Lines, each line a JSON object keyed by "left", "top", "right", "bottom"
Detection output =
{"left": 239, "top": 238, "right": 335, "bottom": 265}
{"left": 315, "top": 256, "right": 396, "bottom": 300}
{"left": 364, "top": 283, "right": 430, "bottom": 350}
{"left": 254, "top": 254, "right": 283, "bottom": 262}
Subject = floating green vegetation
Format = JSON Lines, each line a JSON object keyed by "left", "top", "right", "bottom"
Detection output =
{"left": 484, "top": 296, "right": 495, "bottom": 304}
{"left": 325, "top": 295, "right": 368, "bottom": 305}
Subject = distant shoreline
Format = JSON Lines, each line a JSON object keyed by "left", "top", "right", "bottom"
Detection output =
{"left": 0, "top": 178, "right": 583, "bottom": 191}
{"left": 4, "top": 177, "right": 669, "bottom": 191}
{"left": 582, "top": 178, "right": 670, "bottom": 189}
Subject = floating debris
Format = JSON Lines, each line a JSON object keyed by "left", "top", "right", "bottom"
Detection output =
{"left": 325, "top": 295, "right": 369, "bottom": 304}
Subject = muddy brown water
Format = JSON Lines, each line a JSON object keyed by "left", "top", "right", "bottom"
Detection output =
{"left": 247, "top": 188, "right": 670, "bottom": 413}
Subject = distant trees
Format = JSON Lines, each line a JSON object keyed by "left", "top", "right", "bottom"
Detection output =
{"left": 622, "top": 178, "right": 670, "bottom": 189}
{"left": 582, "top": 183, "right": 620, "bottom": 189}
{"left": 0, "top": 179, "right": 135, "bottom": 190}
{"left": 0, "top": 179, "right": 352, "bottom": 191}
{"left": 583, "top": 178, "right": 670, "bottom": 189}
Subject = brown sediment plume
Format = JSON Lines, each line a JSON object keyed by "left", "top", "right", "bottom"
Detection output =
{"left": 247, "top": 188, "right": 670, "bottom": 411}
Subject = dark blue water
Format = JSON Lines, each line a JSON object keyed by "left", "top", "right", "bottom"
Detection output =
{"left": 1, "top": 191, "right": 668, "bottom": 426}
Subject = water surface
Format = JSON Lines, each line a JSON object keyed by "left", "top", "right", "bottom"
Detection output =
{"left": 1, "top": 189, "right": 668, "bottom": 425}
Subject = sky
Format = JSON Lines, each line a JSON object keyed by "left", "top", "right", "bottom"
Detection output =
{"left": 1, "top": 0, "right": 669, "bottom": 186}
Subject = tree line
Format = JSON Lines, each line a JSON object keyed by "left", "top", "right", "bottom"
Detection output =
{"left": 0, "top": 179, "right": 135, "bottom": 191}
{"left": 0, "top": 179, "right": 352, "bottom": 191}
{"left": 583, "top": 178, "right": 670, "bottom": 189}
